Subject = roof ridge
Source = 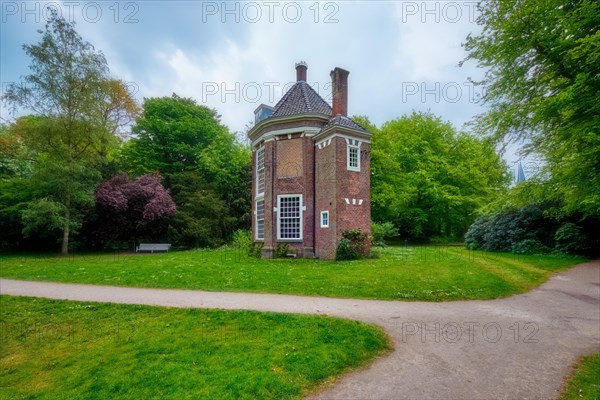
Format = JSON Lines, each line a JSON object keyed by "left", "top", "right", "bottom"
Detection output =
{"left": 321, "top": 114, "right": 369, "bottom": 133}
{"left": 271, "top": 81, "right": 332, "bottom": 118}
{"left": 300, "top": 82, "right": 312, "bottom": 112}
{"left": 273, "top": 82, "right": 297, "bottom": 110}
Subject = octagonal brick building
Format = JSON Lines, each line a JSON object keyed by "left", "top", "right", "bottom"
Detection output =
{"left": 247, "top": 62, "right": 371, "bottom": 259}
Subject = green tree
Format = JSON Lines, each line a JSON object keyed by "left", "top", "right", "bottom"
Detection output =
{"left": 119, "top": 95, "right": 252, "bottom": 247}
{"left": 167, "top": 172, "right": 235, "bottom": 248}
{"left": 0, "top": 178, "right": 36, "bottom": 249}
{"left": 368, "top": 112, "right": 509, "bottom": 240}
{"left": 2, "top": 10, "right": 138, "bottom": 253}
{"left": 462, "top": 0, "right": 600, "bottom": 217}
{"left": 0, "top": 122, "right": 36, "bottom": 180}
{"left": 119, "top": 94, "right": 232, "bottom": 175}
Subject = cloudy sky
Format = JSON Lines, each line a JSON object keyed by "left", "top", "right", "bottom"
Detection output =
{"left": 2, "top": 1, "right": 523, "bottom": 171}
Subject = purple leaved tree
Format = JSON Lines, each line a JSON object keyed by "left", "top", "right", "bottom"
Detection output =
{"left": 96, "top": 173, "right": 176, "bottom": 246}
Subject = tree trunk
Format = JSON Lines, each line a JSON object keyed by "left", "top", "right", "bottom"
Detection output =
{"left": 62, "top": 193, "right": 71, "bottom": 255}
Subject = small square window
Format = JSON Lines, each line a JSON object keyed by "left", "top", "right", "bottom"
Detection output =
{"left": 320, "top": 211, "right": 329, "bottom": 228}
{"left": 347, "top": 145, "right": 360, "bottom": 171}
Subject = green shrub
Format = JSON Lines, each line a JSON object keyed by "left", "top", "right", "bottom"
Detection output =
{"left": 336, "top": 228, "right": 370, "bottom": 260}
{"left": 464, "top": 215, "right": 492, "bottom": 249}
{"left": 465, "top": 204, "right": 555, "bottom": 252}
{"left": 336, "top": 238, "right": 359, "bottom": 260}
{"left": 511, "top": 239, "right": 550, "bottom": 255}
{"left": 275, "top": 243, "right": 290, "bottom": 258}
{"left": 248, "top": 242, "right": 263, "bottom": 258}
{"left": 371, "top": 221, "right": 399, "bottom": 247}
{"left": 231, "top": 229, "right": 263, "bottom": 258}
{"left": 554, "top": 223, "right": 587, "bottom": 255}
{"left": 231, "top": 229, "right": 252, "bottom": 252}
{"left": 485, "top": 205, "right": 548, "bottom": 251}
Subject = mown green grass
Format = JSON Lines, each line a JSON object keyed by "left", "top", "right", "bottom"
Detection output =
{"left": 0, "top": 246, "right": 585, "bottom": 301}
{"left": 560, "top": 354, "right": 600, "bottom": 400}
{"left": 0, "top": 295, "right": 390, "bottom": 400}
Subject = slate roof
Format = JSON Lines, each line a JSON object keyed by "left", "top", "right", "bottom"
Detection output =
{"left": 322, "top": 115, "right": 369, "bottom": 133}
{"left": 264, "top": 80, "right": 369, "bottom": 136}
{"left": 271, "top": 82, "right": 332, "bottom": 117}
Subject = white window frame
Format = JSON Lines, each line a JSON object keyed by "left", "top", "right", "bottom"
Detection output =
{"left": 277, "top": 194, "right": 303, "bottom": 241}
{"left": 255, "top": 199, "right": 265, "bottom": 240}
{"left": 256, "top": 147, "right": 265, "bottom": 196}
{"left": 320, "top": 210, "right": 329, "bottom": 228}
{"left": 347, "top": 144, "right": 360, "bottom": 171}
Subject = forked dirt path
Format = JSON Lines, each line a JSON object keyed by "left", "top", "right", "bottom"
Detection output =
{"left": 1, "top": 260, "right": 599, "bottom": 399}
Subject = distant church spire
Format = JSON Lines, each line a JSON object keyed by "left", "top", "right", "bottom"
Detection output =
{"left": 516, "top": 162, "right": 526, "bottom": 183}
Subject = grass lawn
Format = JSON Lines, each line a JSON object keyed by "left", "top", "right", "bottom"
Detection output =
{"left": 0, "top": 246, "right": 585, "bottom": 301}
{"left": 560, "top": 354, "right": 600, "bottom": 400}
{"left": 0, "top": 295, "right": 390, "bottom": 399}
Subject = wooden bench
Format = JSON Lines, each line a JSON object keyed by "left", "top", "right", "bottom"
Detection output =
{"left": 136, "top": 243, "right": 171, "bottom": 253}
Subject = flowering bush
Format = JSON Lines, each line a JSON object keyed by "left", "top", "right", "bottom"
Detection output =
{"left": 95, "top": 173, "right": 176, "bottom": 243}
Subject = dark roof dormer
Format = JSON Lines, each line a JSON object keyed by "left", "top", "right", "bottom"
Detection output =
{"left": 254, "top": 104, "right": 275, "bottom": 124}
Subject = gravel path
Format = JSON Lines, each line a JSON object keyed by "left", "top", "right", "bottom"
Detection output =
{"left": 1, "top": 260, "right": 599, "bottom": 399}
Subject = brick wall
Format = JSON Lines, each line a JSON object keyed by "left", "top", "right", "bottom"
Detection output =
{"left": 254, "top": 130, "right": 320, "bottom": 258}
{"left": 253, "top": 123, "right": 370, "bottom": 259}
{"left": 334, "top": 134, "right": 371, "bottom": 255}
{"left": 314, "top": 132, "right": 371, "bottom": 259}
{"left": 252, "top": 140, "right": 276, "bottom": 257}
{"left": 271, "top": 136, "right": 315, "bottom": 258}
{"left": 315, "top": 138, "right": 337, "bottom": 259}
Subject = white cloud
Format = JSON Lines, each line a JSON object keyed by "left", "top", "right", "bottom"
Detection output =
{"left": 1, "top": 1, "right": 492, "bottom": 144}
{"left": 392, "top": 2, "right": 475, "bottom": 81}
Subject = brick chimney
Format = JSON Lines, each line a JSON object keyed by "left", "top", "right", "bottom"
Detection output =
{"left": 295, "top": 61, "right": 307, "bottom": 82}
{"left": 330, "top": 67, "right": 349, "bottom": 116}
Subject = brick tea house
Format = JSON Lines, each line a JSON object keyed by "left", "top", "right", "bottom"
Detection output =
{"left": 247, "top": 62, "right": 371, "bottom": 259}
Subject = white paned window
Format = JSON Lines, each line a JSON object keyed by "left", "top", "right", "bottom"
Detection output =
{"left": 320, "top": 211, "right": 329, "bottom": 228}
{"left": 255, "top": 199, "right": 265, "bottom": 240}
{"left": 256, "top": 147, "right": 265, "bottom": 195}
{"left": 347, "top": 145, "right": 360, "bottom": 171}
{"left": 277, "top": 195, "right": 302, "bottom": 240}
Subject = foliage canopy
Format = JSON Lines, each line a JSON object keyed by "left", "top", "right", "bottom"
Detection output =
{"left": 364, "top": 112, "right": 509, "bottom": 241}
{"left": 462, "top": 0, "right": 600, "bottom": 217}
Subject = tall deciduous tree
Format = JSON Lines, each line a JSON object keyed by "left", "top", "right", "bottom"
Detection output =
{"left": 118, "top": 94, "right": 251, "bottom": 247}
{"left": 363, "top": 112, "right": 509, "bottom": 240}
{"left": 2, "top": 10, "right": 139, "bottom": 253}
{"left": 462, "top": 0, "right": 600, "bottom": 217}
{"left": 119, "top": 94, "right": 248, "bottom": 179}
{"left": 97, "top": 79, "right": 141, "bottom": 158}
{"left": 167, "top": 172, "right": 234, "bottom": 248}
{"left": 0, "top": 122, "right": 36, "bottom": 180}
